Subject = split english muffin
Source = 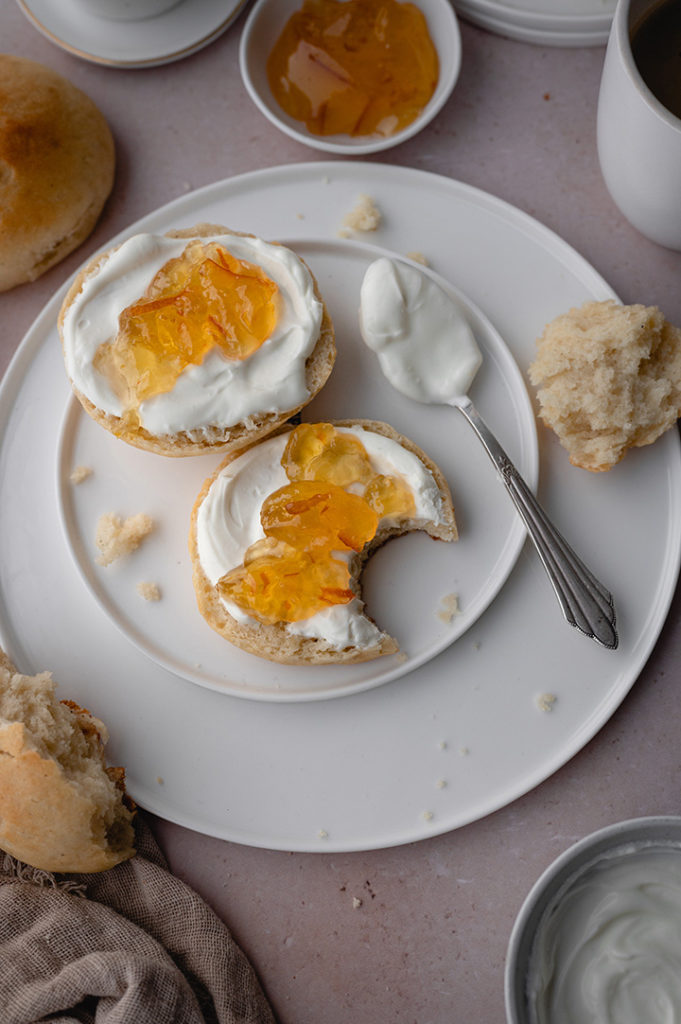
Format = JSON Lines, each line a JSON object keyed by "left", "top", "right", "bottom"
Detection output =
{"left": 189, "top": 419, "right": 457, "bottom": 665}
{"left": 59, "top": 224, "right": 336, "bottom": 456}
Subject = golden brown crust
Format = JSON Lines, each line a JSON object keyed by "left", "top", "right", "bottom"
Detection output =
{"left": 0, "top": 652, "right": 135, "bottom": 873}
{"left": 58, "top": 224, "right": 336, "bottom": 457}
{"left": 529, "top": 300, "right": 681, "bottom": 472}
{"left": 0, "top": 55, "right": 114, "bottom": 292}
{"left": 188, "top": 420, "right": 457, "bottom": 665}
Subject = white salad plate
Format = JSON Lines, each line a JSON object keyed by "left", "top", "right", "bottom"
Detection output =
{"left": 15, "top": 0, "right": 249, "bottom": 68}
{"left": 1, "top": 162, "right": 679, "bottom": 852}
{"left": 452, "top": 0, "right": 615, "bottom": 46}
{"left": 56, "top": 241, "right": 537, "bottom": 703}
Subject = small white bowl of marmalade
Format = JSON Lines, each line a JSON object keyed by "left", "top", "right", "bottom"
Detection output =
{"left": 239, "top": 0, "right": 461, "bottom": 155}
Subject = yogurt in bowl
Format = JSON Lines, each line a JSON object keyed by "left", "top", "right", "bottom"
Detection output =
{"left": 506, "top": 817, "right": 681, "bottom": 1024}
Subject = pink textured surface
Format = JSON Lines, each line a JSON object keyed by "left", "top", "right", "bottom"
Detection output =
{"left": 2, "top": 4, "right": 681, "bottom": 1021}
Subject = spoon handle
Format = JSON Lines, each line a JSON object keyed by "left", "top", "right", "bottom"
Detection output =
{"left": 454, "top": 397, "right": 618, "bottom": 649}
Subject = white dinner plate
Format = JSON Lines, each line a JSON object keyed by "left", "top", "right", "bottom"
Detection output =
{"left": 15, "top": 0, "right": 249, "bottom": 68}
{"left": 452, "top": 0, "right": 615, "bottom": 45}
{"left": 56, "top": 241, "right": 537, "bottom": 702}
{"left": 1, "top": 162, "right": 679, "bottom": 852}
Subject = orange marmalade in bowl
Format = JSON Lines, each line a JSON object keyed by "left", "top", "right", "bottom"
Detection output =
{"left": 266, "top": 0, "right": 439, "bottom": 138}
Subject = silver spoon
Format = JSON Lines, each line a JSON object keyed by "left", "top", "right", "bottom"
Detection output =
{"left": 359, "top": 257, "right": 618, "bottom": 650}
{"left": 451, "top": 394, "right": 617, "bottom": 649}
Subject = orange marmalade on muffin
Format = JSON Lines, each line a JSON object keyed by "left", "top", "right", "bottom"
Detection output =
{"left": 217, "top": 422, "right": 417, "bottom": 623}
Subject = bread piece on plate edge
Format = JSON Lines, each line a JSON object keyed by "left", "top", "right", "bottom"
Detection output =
{"left": 189, "top": 419, "right": 457, "bottom": 666}
{"left": 0, "top": 650, "right": 135, "bottom": 874}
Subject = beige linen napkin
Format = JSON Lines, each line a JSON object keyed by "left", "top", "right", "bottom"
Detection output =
{"left": 0, "top": 814, "right": 276, "bottom": 1024}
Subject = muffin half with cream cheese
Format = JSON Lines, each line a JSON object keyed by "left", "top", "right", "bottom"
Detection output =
{"left": 59, "top": 223, "right": 335, "bottom": 456}
{"left": 189, "top": 419, "right": 457, "bottom": 664}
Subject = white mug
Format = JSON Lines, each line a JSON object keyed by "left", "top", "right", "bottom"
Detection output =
{"left": 76, "top": 0, "right": 181, "bottom": 20}
{"left": 597, "top": 0, "right": 681, "bottom": 250}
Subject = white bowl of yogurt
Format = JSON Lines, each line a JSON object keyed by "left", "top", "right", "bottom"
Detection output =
{"left": 505, "top": 816, "right": 681, "bottom": 1024}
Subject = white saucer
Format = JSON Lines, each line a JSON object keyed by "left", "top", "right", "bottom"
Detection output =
{"left": 452, "top": 0, "right": 615, "bottom": 45}
{"left": 16, "top": 0, "right": 249, "bottom": 68}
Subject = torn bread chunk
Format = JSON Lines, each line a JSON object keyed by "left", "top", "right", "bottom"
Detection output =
{"left": 529, "top": 300, "right": 681, "bottom": 471}
{"left": 0, "top": 650, "right": 135, "bottom": 873}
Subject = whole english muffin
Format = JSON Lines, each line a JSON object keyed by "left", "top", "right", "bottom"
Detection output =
{"left": 0, "top": 54, "right": 114, "bottom": 292}
{"left": 529, "top": 299, "right": 681, "bottom": 472}
{"left": 58, "top": 224, "right": 336, "bottom": 457}
{"left": 0, "top": 648, "right": 135, "bottom": 873}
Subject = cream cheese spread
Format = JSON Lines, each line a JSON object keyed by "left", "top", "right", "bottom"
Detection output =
{"left": 195, "top": 425, "right": 446, "bottom": 649}
{"left": 358, "top": 257, "right": 482, "bottom": 403}
{"left": 61, "top": 231, "right": 323, "bottom": 436}
{"left": 528, "top": 843, "right": 681, "bottom": 1024}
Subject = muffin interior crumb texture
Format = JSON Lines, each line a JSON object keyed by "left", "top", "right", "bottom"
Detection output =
{"left": 95, "top": 512, "right": 154, "bottom": 566}
{"left": 528, "top": 299, "right": 681, "bottom": 471}
{"left": 342, "top": 194, "right": 382, "bottom": 233}
{"left": 0, "top": 651, "right": 135, "bottom": 871}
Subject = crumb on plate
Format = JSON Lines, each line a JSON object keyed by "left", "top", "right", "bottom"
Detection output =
{"left": 95, "top": 512, "right": 154, "bottom": 567}
{"left": 70, "top": 465, "right": 93, "bottom": 484}
{"left": 406, "top": 251, "right": 429, "bottom": 266}
{"left": 137, "top": 581, "right": 161, "bottom": 602}
{"left": 342, "top": 194, "right": 382, "bottom": 233}
{"left": 437, "top": 593, "right": 460, "bottom": 623}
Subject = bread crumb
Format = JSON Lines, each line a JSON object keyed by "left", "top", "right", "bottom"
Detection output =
{"left": 422, "top": 810, "right": 434, "bottom": 821}
{"left": 156, "top": 776, "right": 164, "bottom": 785}
{"left": 70, "top": 465, "right": 92, "bottom": 484}
{"left": 437, "top": 593, "right": 460, "bottom": 623}
{"left": 317, "top": 829, "right": 329, "bottom": 839}
{"left": 406, "top": 251, "right": 429, "bottom": 266}
{"left": 342, "top": 194, "right": 382, "bottom": 233}
{"left": 436, "top": 778, "right": 447, "bottom": 789}
{"left": 395, "top": 651, "right": 408, "bottom": 664}
{"left": 536, "top": 693, "right": 557, "bottom": 712}
{"left": 459, "top": 746, "right": 470, "bottom": 756}
{"left": 95, "top": 512, "right": 154, "bottom": 566}
{"left": 136, "top": 581, "right": 161, "bottom": 602}
{"left": 352, "top": 896, "right": 363, "bottom": 909}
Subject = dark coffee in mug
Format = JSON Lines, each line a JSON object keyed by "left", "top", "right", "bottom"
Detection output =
{"left": 631, "top": 0, "right": 681, "bottom": 120}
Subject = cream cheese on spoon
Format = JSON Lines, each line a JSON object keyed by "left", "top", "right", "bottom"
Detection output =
{"left": 358, "top": 256, "right": 482, "bottom": 402}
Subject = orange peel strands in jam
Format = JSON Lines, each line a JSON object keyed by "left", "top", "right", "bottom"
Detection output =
{"left": 93, "top": 240, "right": 279, "bottom": 426}
{"left": 266, "top": 0, "right": 439, "bottom": 139}
{"left": 217, "top": 422, "right": 417, "bottom": 624}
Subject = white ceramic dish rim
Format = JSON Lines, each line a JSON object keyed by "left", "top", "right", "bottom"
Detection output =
{"left": 239, "top": 0, "right": 461, "bottom": 155}
{"left": 453, "top": 0, "right": 614, "bottom": 30}
{"left": 504, "top": 815, "right": 681, "bottom": 1024}
{"left": 15, "top": 0, "right": 249, "bottom": 68}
